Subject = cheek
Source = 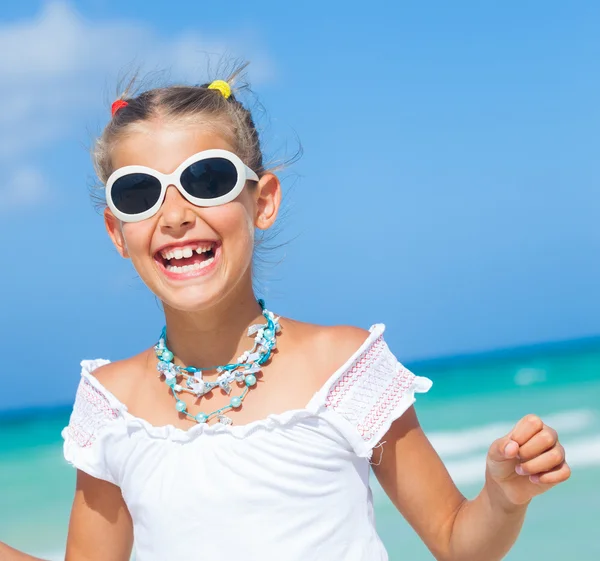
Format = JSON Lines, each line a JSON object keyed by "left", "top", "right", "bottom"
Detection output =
{"left": 122, "top": 223, "right": 154, "bottom": 260}
{"left": 217, "top": 202, "right": 256, "bottom": 250}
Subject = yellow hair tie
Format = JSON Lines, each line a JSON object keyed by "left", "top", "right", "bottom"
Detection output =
{"left": 208, "top": 80, "right": 232, "bottom": 99}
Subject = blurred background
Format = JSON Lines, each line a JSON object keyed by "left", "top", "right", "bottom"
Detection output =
{"left": 1, "top": 1, "right": 599, "bottom": 559}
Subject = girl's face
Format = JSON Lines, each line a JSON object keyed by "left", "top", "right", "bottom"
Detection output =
{"left": 104, "top": 120, "right": 280, "bottom": 312}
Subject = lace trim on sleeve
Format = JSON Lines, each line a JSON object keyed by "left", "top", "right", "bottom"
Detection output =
{"left": 66, "top": 375, "right": 120, "bottom": 449}
{"left": 319, "top": 325, "right": 432, "bottom": 456}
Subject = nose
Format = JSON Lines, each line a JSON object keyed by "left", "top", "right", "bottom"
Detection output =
{"left": 158, "top": 185, "right": 196, "bottom": 232}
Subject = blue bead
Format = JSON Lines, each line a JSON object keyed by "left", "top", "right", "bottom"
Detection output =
{"left": 166, "top": 376, "right": 177, "bottom": 387}
{"left": 230, "top": 396, "right": 242, "bottom": 408}
{"left": 195, "top": 413, "right": 209, "bottom": 423}
{"left": 245, "top": 374, "right": 257, "bottom": 387}
{"left": 175, "top": 400, "right": 187, "bottom": 413}
{"left": 162, "top": 350, "right": 174, "bottom": 362}
{"left": 263, "top": 329, "right": 273, "bottom": 339}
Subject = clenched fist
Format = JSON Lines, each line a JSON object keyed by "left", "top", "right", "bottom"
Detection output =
{"left": 486, "top": 414, "right": 571, "bottom": 506}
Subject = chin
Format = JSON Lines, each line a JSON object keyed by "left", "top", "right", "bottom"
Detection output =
{"left": 153, "top": 272, "right": 252, "bottom": 314}
{"left": 161, "top": 288, "right": 229, "bottom": 312}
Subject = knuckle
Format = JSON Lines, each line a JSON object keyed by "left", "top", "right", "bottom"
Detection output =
{"left": 550, "top": 447, "right": 564, "bottom": 464}
{"left": 540, "top": 430, "right": 556, "bottom": 447}
{"left": 524, "top": 414, "right": 543, "bottom": 431}
{"left": 558, "top": 444, "right": 566, "bottom": 461}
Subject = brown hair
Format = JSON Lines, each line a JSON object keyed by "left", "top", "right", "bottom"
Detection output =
{"left": 92, "top": 62, "right": 264, "bottom": 187}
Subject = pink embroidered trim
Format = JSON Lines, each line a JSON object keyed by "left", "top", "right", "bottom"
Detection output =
{"left": 67, "top": 379, "right": 119, "bottom": 448}
{"left": 67, "top": 425, "right": 95, "bottom": 449}
{"left": 325, "top": 335, "right": 386, "bottom": 410}
{"left": 357, "top": 366, "right": 415, "bottom": 441}
{"left": 324, "top": 335, "right": 418, "bottom": 444}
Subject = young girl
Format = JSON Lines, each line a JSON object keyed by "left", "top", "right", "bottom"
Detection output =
{"left": 1, "top": 66, "right": 570, "bottom": 561}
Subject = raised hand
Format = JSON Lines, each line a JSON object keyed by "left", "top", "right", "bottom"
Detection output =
{"left": 486, "top": 414, "right": 571, "bottom": 506}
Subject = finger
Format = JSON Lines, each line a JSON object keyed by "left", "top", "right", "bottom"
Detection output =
{"left": 487, "top": 436, "right": 520, "bottom": 464}
{"left": 517, "top": 426, "right": 558, "bottom": 461}
{"left": 516, "top": 444, "right": 565, "bottom": 476}
{"left": 510, "top": 414, "right": 544, "bottom": 446}
{"left": 529, "top": 462, "right": 571, "bottom": 486}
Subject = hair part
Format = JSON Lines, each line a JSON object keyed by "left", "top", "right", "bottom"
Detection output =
{"left": 92, "top": 62, "right": 264, "bottom": 187}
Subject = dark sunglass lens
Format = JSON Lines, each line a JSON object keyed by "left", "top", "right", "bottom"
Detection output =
{"left": 111, "top": 173, "right": 162, "bottom": 215}
{"left": 181, "top": 158, "right": 238, "bottom": 200}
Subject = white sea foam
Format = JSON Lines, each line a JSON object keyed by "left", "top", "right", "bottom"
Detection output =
{"left": 514, "top": 367, "right": 547, "bottom": 386}
{"left": 428, "top": 409, "right": 597, "bottom": 458}
{"left": 445, "top": 434, "right": 600, "bottom": 486}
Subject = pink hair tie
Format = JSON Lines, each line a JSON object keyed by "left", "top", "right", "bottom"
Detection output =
{"left": 111, "top": 99, "right": 128, "bottom": 117}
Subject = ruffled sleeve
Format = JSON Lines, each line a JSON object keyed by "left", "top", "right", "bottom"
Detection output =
{"left": 308, "top": 324, "right": 432, "bottom": 459}
{"left": 62, "top": 359, "right": 124, "bottom": 485}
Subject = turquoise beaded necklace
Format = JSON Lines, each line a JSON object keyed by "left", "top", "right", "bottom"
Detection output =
{"left": 154, "top": 300, "right": 281, "bottom": 425}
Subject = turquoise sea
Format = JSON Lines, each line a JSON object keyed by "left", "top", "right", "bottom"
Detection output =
{"left": 1, "top": 340, "right": 599, "bottom": 560}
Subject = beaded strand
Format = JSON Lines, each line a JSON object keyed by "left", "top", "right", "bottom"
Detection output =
{"left": 154, "top": 300, "right": 281, "bottom": 425}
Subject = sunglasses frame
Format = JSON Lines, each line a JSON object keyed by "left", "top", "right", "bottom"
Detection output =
{"left": 105, "top": 149, "right": 259, "bottom": 223}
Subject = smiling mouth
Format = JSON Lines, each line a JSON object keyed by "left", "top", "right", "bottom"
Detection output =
{"left": 155, "top": 241, "right": 219, "bottom": 274}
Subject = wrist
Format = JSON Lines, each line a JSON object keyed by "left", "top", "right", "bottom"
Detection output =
{"left": 484, "top": 473, "right": 531, "bottom": 515}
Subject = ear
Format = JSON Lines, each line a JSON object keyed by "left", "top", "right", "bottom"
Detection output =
{"left": 253, "top": 173, "right": 281, "bottom": 230}
{"left": 104, "top": 207, "right": 130, "bottom": 258}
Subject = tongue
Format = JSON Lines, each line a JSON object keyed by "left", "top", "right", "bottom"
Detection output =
{"left": 171, "top": 253, "right": 210, "bottom": 267}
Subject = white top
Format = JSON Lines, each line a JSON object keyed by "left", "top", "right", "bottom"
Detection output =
{"left": 62, "top": 324, "right": 432, "bottom": 561}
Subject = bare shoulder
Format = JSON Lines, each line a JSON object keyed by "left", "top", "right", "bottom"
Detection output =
{"left": 89, "top": 351, "right": 152, "bottom": 406}
{"left": 314, "top": 324, "right": 370, "bottom": 355}
{"left": 280, "top": 319, "right": 370, "bottom": 385}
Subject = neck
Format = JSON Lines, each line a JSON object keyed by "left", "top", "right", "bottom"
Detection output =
{"left": 161, "top": 281, "right": 264, "bottom": 370}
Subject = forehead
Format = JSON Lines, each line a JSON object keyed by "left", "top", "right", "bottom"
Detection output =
{"left": 111, "top": 121, "right": 237, "bottom": 174}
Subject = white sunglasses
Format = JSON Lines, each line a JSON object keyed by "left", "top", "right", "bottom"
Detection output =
{"left": 105, "top": 149, "right": 259, "bottom": 223}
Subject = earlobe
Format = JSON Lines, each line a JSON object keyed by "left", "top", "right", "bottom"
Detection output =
{"left": 104, "top": 207, "right": 129, "bottom": 258}
{"left": 254, "top": 173, "right": 281, "bottom": 231}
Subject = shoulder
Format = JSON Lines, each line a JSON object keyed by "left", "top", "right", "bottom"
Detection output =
{"left": 84, "top": 351, "right": 151, "bottom": 408}
{"left": 313, "top": 324, "right": 372, "bottom": 362}
{"left": 64, "top": 357, "right": 151, "bottom": 484}
{"left": 279, "top": 319, "right": 372, "bottom": 385}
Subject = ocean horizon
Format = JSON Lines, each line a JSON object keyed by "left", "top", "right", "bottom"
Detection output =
{"left": 2, "top": 331, "right": 599, "bottom": 418}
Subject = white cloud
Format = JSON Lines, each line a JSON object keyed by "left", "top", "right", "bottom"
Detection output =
{"left": 0, "top": 167, "right": 49, "bottom": 211}
{"left": 0, "top": 1, "right": 274, "bottom": 208}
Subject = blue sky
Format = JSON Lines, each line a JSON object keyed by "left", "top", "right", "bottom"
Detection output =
{"left": 1, "top": 1, "right": 598, "bottom": 410}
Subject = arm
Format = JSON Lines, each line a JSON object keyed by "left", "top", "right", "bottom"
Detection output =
{"left": 0, "top": 471, "right": 133, "bottom": 561}
{"left": 0, "top": 544, "right": 46, "bottom": 561}
{"left": 373, "top": 408, "right": 569, "bottom": 561}
{"left": 65, "top": 471, "right": 133, "bottom": 561}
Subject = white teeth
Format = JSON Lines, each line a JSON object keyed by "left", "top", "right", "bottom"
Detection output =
{"left": 165, "top": 257, "right": 215, "bottom": 274}
{"left": 160, "top": 243, "right": 214, "bottom": 261}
